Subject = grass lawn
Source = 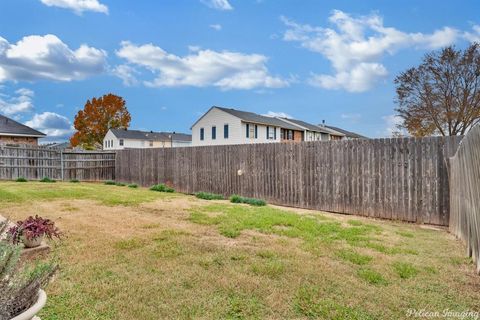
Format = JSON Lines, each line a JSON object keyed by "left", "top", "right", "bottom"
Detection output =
{"left": 1, "top": 182, "right": 479, "bottom": 319}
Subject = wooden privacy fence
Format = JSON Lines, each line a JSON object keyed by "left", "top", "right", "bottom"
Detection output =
{"left": 116, "top": 136, "right": 462, "bottom": 226}
{"left": 449, "top": 124, "right": 480, "bottom": 274}
{"left": 0, "top": 144, "right": 115, "bottom": 181}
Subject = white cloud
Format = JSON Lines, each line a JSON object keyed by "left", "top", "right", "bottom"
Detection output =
{"left": 341, "top": 113, "right": 361, "bottom": 122}
{"left": 210, "top": 24, "right": 223, "bottom": 31}
{"left": 263, "top": 111, "right": 292, "bottom": 118}
{"left": 0, "top": 88, "right": 34, "bottom": 116}
{"left": 115, "top": 41, "right": 288, "bottom": 90}
{"left": 40, "top": 0, "right": 108, "bottom": 14}
{"left": 25, "top": 112, "right": 74, "bottom": 140}
{"left": 0, "top": 34, "right": 107, "bottom": 83}
{"left": 382, "top": 114, "right": 407, "bottom": 137}
{"left": 464, "top": 25, "right": 480, "bottom": 43}
{"left": 281, "top": 10, "right": 460, "bottom": 92}
{"left": 201, "top": 0, "right": 233, "bottom": 11}
{"left": 112, "top": 65, "right": 139, "bottom": 86}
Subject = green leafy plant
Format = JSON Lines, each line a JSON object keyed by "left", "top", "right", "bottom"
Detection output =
{"left": 16, "top": 177, "right": 28, "bottom": 182}
{"left": 104, "top": 180, "right": 116, "bottom": 185}
{"left": 230, "top": 195, "right": 266, "bottom": 206}
{"left": 8, "top": 215, "right": 62, "bottom": 245}
{"left": 128, "top": 184, "right": 138, "bottom": 188}
{"left": 150, "top": 184, "right": 175, "bottom": 193}
{"left": 115, "top": 182, "right": 126, "bottom": 187}
{"left": 69, "top": 179, "right": 80, "bottom": 183}
{"left": 0, "top": 220, "right": 58, "bottom": 319}
{"left": 196, "top": 192, "right": 224, "bottom": 200}
{"left": 40, "top": 177, "right": 55, "bottom": 183}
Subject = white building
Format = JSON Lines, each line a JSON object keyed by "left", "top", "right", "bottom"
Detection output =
{"left": 103, "top": 129, "right": 191, "bottom": 150}
{"left": 190, "top": 106, "right": 349, "bottom": 147}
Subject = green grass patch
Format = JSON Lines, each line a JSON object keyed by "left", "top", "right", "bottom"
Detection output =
{"left": 150, "top": 183, "right": 175, "bottom": 193}
{"left": 0, "top": 181, "right": 170, "bottom": 207}
{"left": 396, "top": 230, "right": 414, "bottom": 238}
{"left": 128, "top": 184, "right": 138, "bottom": 188}
{"left": 293, "top": 284, "right": 374, "bottom": 319}
{"left": 189, "top": 204, "right": 380, "bottom": 247}
{"left": 104, "top": 180, "right": 116, "bottom": 185}
{"left": 40, "top": 177, "right": 56, "bottom": 183}
{"left": 230, "top": 194, "right": 266, "bottom": 206}
{"left": 69, "top": 179, "right": 80, "bottom": 183}
{"left": 196, "top": 192, "right": 224, "bottom": 200}
{"left": 337, "top": 249, "right": 373, "bottom": 265}
{"left": 393, "top": 261, "right": 418, "bottom": 279}
{"left": 114, "top": 238, "right": 145, "bottom": 250}
{"left": 357, "top": 268, "right": 388, "bottom": 286}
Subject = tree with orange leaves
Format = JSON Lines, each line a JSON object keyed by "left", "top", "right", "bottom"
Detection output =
{"left": 70, "top": 94, "right": 131, "bottom": 148}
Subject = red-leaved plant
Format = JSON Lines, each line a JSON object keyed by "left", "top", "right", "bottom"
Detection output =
{"left": 8, "top": 215, "right": 62, "bottom": 245}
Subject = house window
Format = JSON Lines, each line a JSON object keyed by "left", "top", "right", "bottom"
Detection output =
{"left": 200, "top": 128, "right": 204, "bottom": 141}
{"left": 149, "top": 140, "right": 153, "bottom": 147}
{"left": 224, "top": 124, "right": 229, "bottom": 139}
{"left": 212, "top": 126, "right": 216, "bottom": 140}
{"left": 274, "top": 127, "right": 277, "bottom": 140}
{"left": 104, "top": 141, "right": 107, "bottom": 148}
{"left": 119, "top": 139, "right": 124, "bottom": 146}
{"left": 288, "top": 130, "right": 293, "bottom": 140}
{"left": 266, "top": 126, "right": 275, "bottom": 140}
{"left": 248, "top": 124, "right": 255, "bottom": 139}
{"left": 255, "top": 125, "right": 258, "bottom": 139}
{"left": 111, "top": 140, "right": 114, "bottom": 147}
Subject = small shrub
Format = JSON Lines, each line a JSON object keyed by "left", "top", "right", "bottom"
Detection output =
{"left": 40, "top": 177, "right": 55, "bottom": 183}
{"left": 115, "top": 182, "right": 126, "bottom": 187}
{"left": 15, "top": 177, "right": 27, "bottom": 182}
{"left": 69, "top": 179, "right": 80, "bottom": 183}
{"left": 230, "top": 195, "right": 266, "bottom": 206}
{"left": 128, "top": 184, "right": 138, "bottom": 188}
{"left": 150, "top": 184, "right": 175, "bottom": 193}
{"left": 104, "top": 180, "right": 116, "bottom": 185}
{"left": 196, "top": 192, "right": 224, "bottom": 200}
{"left": 393, "top": 262, "right": 418, "bottom": 279}
{"left": 357, "top": 268, "right": 388, "bottom": 285}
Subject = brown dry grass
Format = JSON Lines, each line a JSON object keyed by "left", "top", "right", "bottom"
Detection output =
{"left": 1, "top": 182, "right": 479, "bottom": 319}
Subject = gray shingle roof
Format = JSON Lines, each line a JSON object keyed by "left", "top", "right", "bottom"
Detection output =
{"left": 324, "top": 125, "right": 368, "bottom": 139}
{"left": 0, "top": 114, "right": 46, "bottom": 137}
{"left": 110, "top": 129, "right": 191, "bottom": 142}
{"left": 215, "top": 107, "right": 301, "bottom": 130}
{"left": 277, "top": 118, "right": 334, "bottom": 134}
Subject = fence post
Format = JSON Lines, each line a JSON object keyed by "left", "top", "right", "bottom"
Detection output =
{"left": 60, "top": 150, "right": 64, "bottom": 181}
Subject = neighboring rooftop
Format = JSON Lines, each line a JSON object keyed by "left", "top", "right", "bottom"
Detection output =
{"left": 323, "top": 125, "right": 368, "bottom": 139}
{"left": 109, "top": 129, "right": 191, "bottom": 141}
{"left": 277, "top": 117, "right": 336, "bottom": 134}
{"left": 211, "top": 107, "right": 302, "bottom": 130}
{"left": 0, "top": 114, "right": 46, "bottom": 137}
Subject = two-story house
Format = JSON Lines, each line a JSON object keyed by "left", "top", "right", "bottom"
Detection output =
{"left": 191, "top": 106, "right": 349, "bottom": 147}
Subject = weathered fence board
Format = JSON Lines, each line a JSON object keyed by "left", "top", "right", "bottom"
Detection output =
{"left": 449, "top": 124, "right": 480, "bottom": 274}
{"left": 116, "top": 136, "right": 462, "bottom": 225}
{"left": 0, "top": 145, "right": 115, "bottom": 181}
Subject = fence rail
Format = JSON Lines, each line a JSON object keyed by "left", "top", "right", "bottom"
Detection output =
{"left": 116, "top": 136, "right": 462, "bottom": 226}
{"left": 449, "top": 125, "right": 480, "bottom": 274}
{"left": 0, "top": 144, "right": 115, "bottom": 181}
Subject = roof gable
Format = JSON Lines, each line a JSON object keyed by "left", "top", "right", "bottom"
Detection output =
{"left": 0, "top": 114, "right": 46, "bottom": 137}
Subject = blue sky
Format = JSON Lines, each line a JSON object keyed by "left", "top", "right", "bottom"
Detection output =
{"left": 0, "top": 0, "right": 479, "bottom": 141}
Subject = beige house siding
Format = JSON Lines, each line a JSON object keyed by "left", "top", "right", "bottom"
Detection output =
{"left": 0, "top": 135, "right": 39, "bottom": 145}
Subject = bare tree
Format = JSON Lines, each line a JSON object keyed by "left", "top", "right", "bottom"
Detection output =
{"left": 395, "top": 43, "right": 480, "bottom": 136}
